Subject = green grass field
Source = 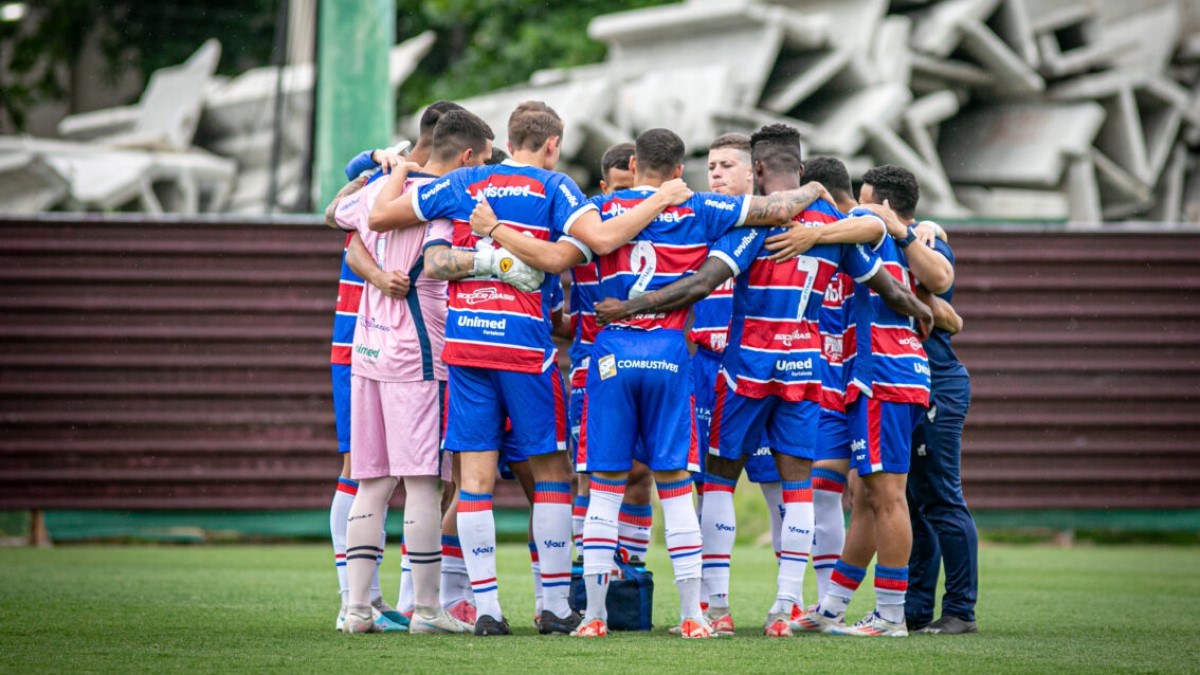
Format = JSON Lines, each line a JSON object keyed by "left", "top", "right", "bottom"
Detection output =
{"left": 1, "top": 543, "right": 1197, "bottom": 673}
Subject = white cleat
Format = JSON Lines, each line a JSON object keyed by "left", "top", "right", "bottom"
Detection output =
{"left": 343, "top": 604, "right": 383, "bottom": 634}
{"left": 409, "top": 605, "right": 473, "bottom": 634}
{"left": 790, "top": 607, "right": 845, "bottom": 634}
{"left": 831, "top": 611, "right": 908, "bottom": 637}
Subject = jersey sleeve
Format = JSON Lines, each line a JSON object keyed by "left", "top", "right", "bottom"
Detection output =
{"left": 550, "top": 276, "right": 565, "bottom": 313}
{"left": 840, "top": 242, "right": 883, "bottom": 284}
{"left": 550, "top": 175, "right": 598, "bottom": 238}
{"left": 707, "top": 227, "right": 764, "bottom": 277}
{"left": 697, "top": 193, "right": 751, "bottom": 242}
{"left": 344, "top": 150, "right": 377, "bottom": 181}
{"left": 931, "top": 237, "right": 955, "bottom": 268}
{"left": 847, "top": 206, "right": 889, "bottom": 249}
{"left": 333, "top": 187, "right": 369, "bottom": 233}
{"left": 411, "top": 168, "right": 467, "bottom": 223}
{"left": 421, "top": 218, "right": 454, "bottom": 252}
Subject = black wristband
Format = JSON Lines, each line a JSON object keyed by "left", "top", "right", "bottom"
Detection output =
{"left": 897, "top": 226, "right": 917, "bottom": 249}
{"left": 487, "top": 223, "right": 502, "bottom": 238}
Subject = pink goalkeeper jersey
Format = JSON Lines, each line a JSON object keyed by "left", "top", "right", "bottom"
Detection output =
{"left": 334, "top": 175, "right": 448, "bottom": 383}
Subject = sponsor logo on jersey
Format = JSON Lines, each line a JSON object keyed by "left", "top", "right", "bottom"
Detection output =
{"left": 703, "top": 198, "right": 736, "bottom": 211}
{"left": 710, "top": 332, "right": 728, "bottom": 351}
{"left": 775, "top": 330, "right": 812, "bottom": 347}
{"left": 598, "top": 354, "right": 617, "bottom": 380}
{"left": 825, "top": 281, "right": 844, "bottom": 304}
{"left": 774, "top": 357, "right": 813, "bottom": 371}
{"left": 899, "top": 335, "right": 923, "bottom": 350}
{"left": 558, "top": 183, "right": 579, "bottom": 208}
{"left": 457, "top": 287, "right": 516, "bottom": 305}
{"left": 823, "top": 335, "right": 843, "bottom": 360}
{"left": 354, "top": 344, "right": 381, "bottom": 359}
{"left": 422, "top": 179, "right": 452, "bottom": 200}
{"left": 458, "top": 315, "right": 507, "bottom": 331}
{"left": 915, "top": 362, "right": 931, "bottom": 376}
{"left": 360, "top": 316, "right": 391, "bottom": 332}
{"left": 617, "top": 359, "right": 680, "bottom": 373}
{"left": 467, "top": 174, "right": 547, "bottom": 201}
{"left": 733, "top": 229, "right": 759, "bottom": 257}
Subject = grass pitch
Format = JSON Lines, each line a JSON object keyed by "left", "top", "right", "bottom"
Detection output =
{"left": 0, "top": 543, "right": 1197, "bottom": 673}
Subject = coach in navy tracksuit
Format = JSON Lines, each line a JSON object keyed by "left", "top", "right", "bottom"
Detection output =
{"left": 905, "top": 238, "right": 978, "bottom": 635}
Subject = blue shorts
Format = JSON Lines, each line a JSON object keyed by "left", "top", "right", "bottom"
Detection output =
{"left": 579, "top": 329, "right": 699, "bottom": 473}
{"left": 694, "top": 350, "right": 779, "bottom": 482}
{"left": 569, "top": 386, "right": 585, "bottom": 448}
{"left": 815, "top": 409, "right": 851, "bottom": 462}
{"left": 332, "top": 364, "right": 352, "bottom": 454}
{"left": 443, "top": 364, "right": 568, "bottom": 460}
{"left": 848, "top": 396, "right": 923, "bottom": 475}
{"left": 711, "top": 372, "right": 819, "bottom": 462}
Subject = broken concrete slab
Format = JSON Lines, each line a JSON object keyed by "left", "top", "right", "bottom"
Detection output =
{"left": 907, "top": 0, "right": 1003, "bottom": 57}
{"left": 939, "top": 102, "right": 1106, "bottom": 188}
{"left": 0, "top": 153, "right": 70, "bottom": 213}
{"left": 799, "top": 83, "right": 911, "bottom": 156}
{"left": 959, "top": 17, "right": 1045, "bottom": 93}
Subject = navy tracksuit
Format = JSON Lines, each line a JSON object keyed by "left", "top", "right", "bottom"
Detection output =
{"left": 905, "top": 239, "right": 978, "bottom": 624}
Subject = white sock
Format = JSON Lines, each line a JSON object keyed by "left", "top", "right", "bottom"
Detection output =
{"left": 396, "top": 538, "right": 413, "bottom": 612}
{"left": 457, "top": 490, "right": 502, "bottom": 620}
{"left": 759, "top": 481, "right": 784, "bottom": 562}
{"left": 439, "top": 534, "right": 471, "bottom": 608}
{"left": 533, "top": 481, "right": 573, "bottom": 618}
{"left": 346, "top": 477, "right": 396, "bottom": 607}
{"left": 372, "top": 507, "right": 387, "bottom": 604}
{"left": 659, "top": 477, "right": 704, "bottom": 622}
{"left": 811, "top": 468, "right": 847, "bottom": 603}
{"left": 818, "top": 560, "right": 866, "bottom": 618}
{"left": 402, "top": 476, "right": 442, "bottom": 609}
{"left": 528, "top": 541, "right": 543, "bottom": 615}
{"left": 874, "top": 565, "right": 909, "bottom": 624}
{"left": 617, "top": 502, "right": 653, "bottom": 560}
{"left": 772, "top": 480, "right": 813, "bottom": 615}
{"left": 581, "top": 476, "right": 624, "bottom": 622}
{"left": 331, "top": 477, "right": 357, "bottom": 606}
{"left": 699, "top": 475, "right": 736, "bottom": 610}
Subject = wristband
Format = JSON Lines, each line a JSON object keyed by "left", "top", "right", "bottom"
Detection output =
{"left": 897, "top": 226, "right": 917, "bottom": 249}
{"left": 488, "top": 223, "right": 502, "bottom": 238}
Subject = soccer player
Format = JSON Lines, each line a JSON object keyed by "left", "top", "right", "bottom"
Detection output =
{"left": 368, "top": 101, "right": 690, "bottom": 636}
{"left": 473, "top": 127, "right": 839, "bottom": 638}
{"left": 593, "top": 125, "right": 931, "bottom": 638}
{"left": 772, "top": 166, "right": 935, "bottom": 637}
{"left": 567, "top": 142, "right": 656, "bottom": 565}
{"left": 690, "top": 133, "right": 785, "bottom": 636}
{"left": 330, "top": 109, "right": 497, "bottom": 635}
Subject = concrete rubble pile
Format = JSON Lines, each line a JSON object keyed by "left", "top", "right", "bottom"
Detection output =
{"left": 431, "top": 0, "right": 1200, "bottom": 225}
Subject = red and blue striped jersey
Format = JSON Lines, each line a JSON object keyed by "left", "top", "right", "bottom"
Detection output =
{"left": 331, "top": 234, "right": 365, "bottom": 365}
{"left": 712, "top": 200, "right": 881, "bottom": 402}
{"left": 566, "top": 195, "right": 607, "bottom": 387}
{"left": 688, "top": 279, "right": 735, "bottom": 353}
{"left": 583, "top": 187, "right": 749, "bottom": 332}
{"left": 818, "top": 271, "right": 856, "bottom": 412}
{"left": 413, "top": 159, "right": 595, "bottom": 374}
{"left": 844, "top": 208, "right": 931, "bottom": 406}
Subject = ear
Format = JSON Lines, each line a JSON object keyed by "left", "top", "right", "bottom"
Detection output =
{"left": 460, "top": 147, "right": 474, "bottom": 166}
{"left": 544, "top": 136, "right": 560, "bottom": 155}
{"left": 671, "top": 164, "right": 683, "bottom": 180}
{"left": 599, "top": 180, "right": 610, "bottom": 193}
{"left": 628, "top": 155, "right": 639, "bottom": 175}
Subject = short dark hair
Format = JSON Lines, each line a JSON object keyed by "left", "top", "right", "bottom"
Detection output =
{"left": 634, "top": 128, "right": 686, "bottom": 178}
{"left": 508, "top": 101, "right": 564, "bottom": 152}
{"left": 750, "top": 123, "right": 802, "bottom": 177}
{"left": 485, "top": 148, "right": 508, "bottom": 165}
{"left": 419, "top": 100, "right": 465, "bottom": 139}
{"left": 861, "top": 164, "right": 920, "bottom": 219}
{"left": 709, "top": 133, "right": 751, "bottom": 154}
{"left": 431, "top": 110, "right": 494, "bottom": 162}
{"left": 802, "top": 156, "right": 853, "bottom": 203}
{"left": 600, "top": 142, "right": 635, "bottom": 182}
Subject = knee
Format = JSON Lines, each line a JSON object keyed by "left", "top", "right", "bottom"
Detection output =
{"left": 865, "top": 487, "right": 906, "bottom": 517}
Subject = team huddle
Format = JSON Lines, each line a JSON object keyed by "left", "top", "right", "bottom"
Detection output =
{"left": 322, "top": 98, "right": 978, "bottom": 638}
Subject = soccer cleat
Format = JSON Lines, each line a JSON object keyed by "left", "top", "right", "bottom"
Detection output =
{"left": 446, "top": 599, "right": 477, "bottom": 627}
{"left": 763, "top": 613, "right": 793, "bottom": 637}
{"left": 372, "top": 598, "right": 410, "bottom": 632}
{"left": 343, "top": 605, "right": 382, "bottom": 634}
{"left": 679, "top": 617, "right": 716, "bottom": 639}
{"left": 915, "top": 615, "right": 978, "bottom": 635}
{"left": 336, "top": 605, "right": 347, "bottom": 632}
{"left": 831, "top": 611, "right": 908, "bottom": 637}
{"left": 790, "top": 603, "right": 809, "bottom": 623}
{"left": 473, "top": 614, "right": 512, "bottom": 636}
{"left": 409, "top": 605, "right": 473, "bottom": 634}
{"left": 790, "top": 607, "right": 844, "bottom": 634}
{"left": 571, "top": 618, "right": 608, "bottom": 638}
{"left": 538, "top": 609, "right": 583, "bottom": 635}
{"left": 703, "top": 609, "right": 735, "bottom": 636}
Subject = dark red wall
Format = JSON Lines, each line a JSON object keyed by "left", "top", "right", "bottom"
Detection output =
{"left": 1, "top": 216, "right": 1196, "bottom": 510}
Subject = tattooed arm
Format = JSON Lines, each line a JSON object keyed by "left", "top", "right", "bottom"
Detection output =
{"left": 594, "top": 257, "right": 735, "bottom": 325}
{"left": 423, "top": 243, "right": 476, "bottom": 281}
{"left": 741, "top": 182, "right": 831, "bottom": 226}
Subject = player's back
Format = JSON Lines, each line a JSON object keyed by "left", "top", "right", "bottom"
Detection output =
{"left": 844, "top": 207, "right": 930, "bottom": 406}
{"left": 594, "top": 187, "right": 748, "bottom": 332}
{"left": 819, "top": 271, "right": 856, "bottom": 413}
{"left": 566, "top": 194, "right": 608, "bottom": 386}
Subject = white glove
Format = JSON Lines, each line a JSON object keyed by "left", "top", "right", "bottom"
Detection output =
{"left": 472, "top": 240, "right": 544, "bottom": 292}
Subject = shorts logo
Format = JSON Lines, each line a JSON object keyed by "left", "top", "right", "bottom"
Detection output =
{"left": 499, "top": 257, "right": 513, "bottom": 273}
{"left": 598, "top": 354, "right": 617, "bottom": 380}
{"left": 752, "top": 446, "right": 771, "bottom": 457}
{"left": 850, "top": 438, "right": 867, "bottom": 453}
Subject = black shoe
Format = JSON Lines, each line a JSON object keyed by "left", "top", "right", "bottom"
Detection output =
{"left": 538, "top": 609, "right": 583, "bottom": 635}
{"left": 906, "top": 618, "right": 931, "bottom": 632}
{"left": 915, "top": 615, "right": 978, "bottom": 634}
{"left": 474, "top": 614, "right": 513, "bottom": 636}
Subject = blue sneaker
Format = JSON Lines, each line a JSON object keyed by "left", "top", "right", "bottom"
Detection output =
{"left": 372, "top": 599, "right": 409, "bottom": 632}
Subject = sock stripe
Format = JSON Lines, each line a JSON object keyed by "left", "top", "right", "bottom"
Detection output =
{"left": 459, "top": 490, "right": 493, "bottom": 512}
{"left": 590, "top": 477, "right": 626, "bottom": 495}
{"left": 335, "top": 477, "right": 359, "bottom": 495}
{"left": 657, "top": 479, "right": 694, "bottom": 499}
{"left": 346, "top": 545, "right": 381, "bottom": 553}
{"left": 810, "top": 468, "right": 847, "bottom": 483}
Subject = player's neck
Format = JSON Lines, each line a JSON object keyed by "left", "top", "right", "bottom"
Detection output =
{"left": 759, "top": 176, "right": 799, "bottom": 196}
{"left": 421, "top": 160, "right": 455, "bottom": 177}
{"left": 631, "top": 172, "right": 668, "bottom": 189}
{"left": 509, "top": 149, "right": 552, "bottom": 169}
{"left": 407, "top": 143, "right": 432, "bottom": 167}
